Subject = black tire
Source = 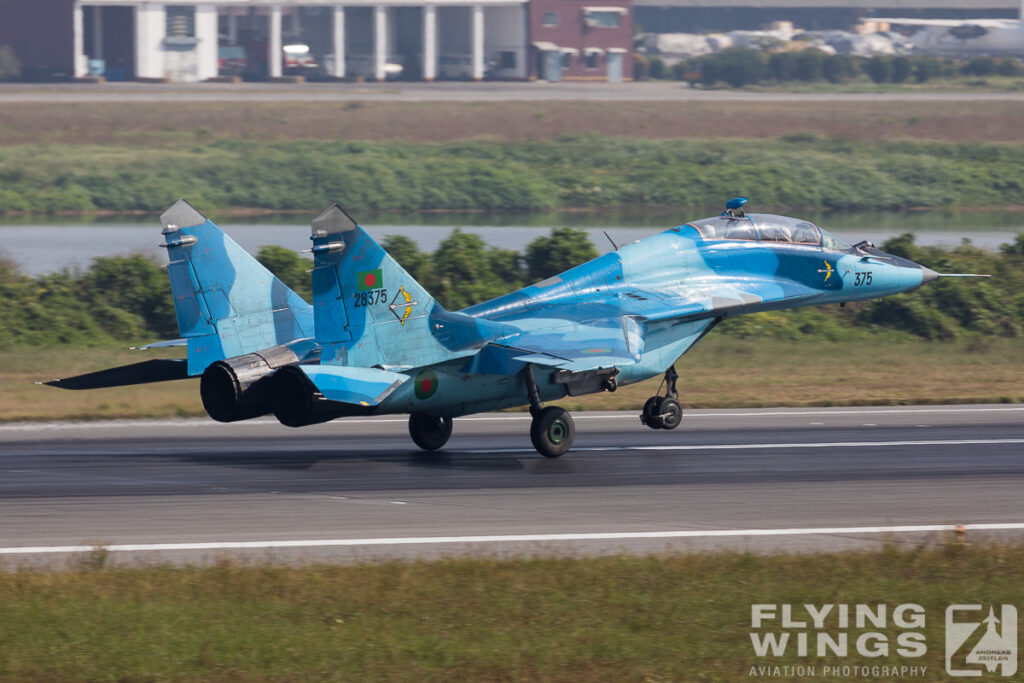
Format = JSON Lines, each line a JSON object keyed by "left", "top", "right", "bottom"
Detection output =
{"left": 659, "top": 397, "right": 683, "bottom": 430}
{"left": 641, "top": 396, "right": 663, "bottom": 429}
{"left": 530, "top": 406, "right": 575, "bottom": 458}
{"left": 408, "top": 413, "right": 453, "bottom": 451}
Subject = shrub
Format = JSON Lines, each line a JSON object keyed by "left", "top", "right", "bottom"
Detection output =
{"left": 964, "top": 57, "right": 996, "bottom": 77}
{"left": 794, "top": 48, "right": 825, "bottom": 82}
{"left": 822, "top": 54, "right": 854, "bottom": 83}
{"left": 890, "top": 56, "right": 912, "bottom": 83}
{"left": 648, "top": 56, "right": 666, "bottom": 80}
{"left": 704, "top": 48, "right": 765, "bottom": 88}
{"left": 997, "top": 58, "right": 1022, "bottom": 76}
{"left": 631, "top": 53, "right": 648, "bottom": 81}
{"left": 768, "top": 51, "right": 798, "bottom": 81}
{"left": 866, "top": 56, "right": 891, "bottom": 83}
{"left": 914, "top": 57, "right": 941, "bottom": 83}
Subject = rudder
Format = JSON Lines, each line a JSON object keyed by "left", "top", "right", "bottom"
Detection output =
{"left": 160, "top": 199, "right": 315, "bottom": 375}
{"left": 309, "top": 205, "right": 507, "bottom": 370}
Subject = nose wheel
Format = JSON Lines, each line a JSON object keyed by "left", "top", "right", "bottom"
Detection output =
{"left": 641, "top": 366, "right": 683, "bottom": 431}
{"left": 523, "top": 365, "right": 575, "bottom": 458}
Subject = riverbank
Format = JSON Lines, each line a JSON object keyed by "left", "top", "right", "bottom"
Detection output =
{"left": 4, "top": 136, "right": 1024, "bottom": 215}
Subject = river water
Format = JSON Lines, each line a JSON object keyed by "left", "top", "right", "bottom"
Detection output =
{"left": 2, "top": 209, "right": 1022, "bottom": 276}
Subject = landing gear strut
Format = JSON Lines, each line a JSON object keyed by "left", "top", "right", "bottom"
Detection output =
{"left": 641, "top": 366, "right": 682, "bottom": 430}
{"left": 408, "top": 412, "right": 453, "bottom": 451}
{"left": 523, "top": 365, "right": 575, "bottom": 458}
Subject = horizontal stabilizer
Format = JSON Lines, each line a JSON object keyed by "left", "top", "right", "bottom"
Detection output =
{"left": 43, "top": 359, "right": 188, "bottom": 390}
{"left": 293, "top": 365, "right": 409, "bottom": 407}
{"left": 130, "top": 338, "right": 187, "bottom": 350}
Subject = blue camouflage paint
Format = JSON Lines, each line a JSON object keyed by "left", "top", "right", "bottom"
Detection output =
{"left": 156, "top": 201, "right": 937, "bottom": 419}
{"left": 160, "top": 200, "right": 316, "bottom": 376}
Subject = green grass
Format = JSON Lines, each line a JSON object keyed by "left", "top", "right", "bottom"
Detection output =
{"left": 4, "top": 337, "right": 1021, "bottom": 422}
{"left": 5, "top": 136, "right": 1024, "bottom": 215}
{"left": 1, "top": 543, "right": 1021, "bottom": 681}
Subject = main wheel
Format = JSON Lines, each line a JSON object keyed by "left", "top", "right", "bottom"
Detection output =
{"left": 658, "top": 397, "right": 683, "bottom": 430}
{"left": 408, "top": 413, "right": 453, "bottom": 451}
{"left": 641, "top": 396, "right": 663, "bottom": 429}
{"left": 530, "top": 406, "right": 575, "bottom": 458}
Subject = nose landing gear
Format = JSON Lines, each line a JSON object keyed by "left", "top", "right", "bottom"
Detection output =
{"left": 523, "top": 365, "right": 575, "bottom": 458}
{"left": 641, "top": 366, "right": 683, "bottom": 430}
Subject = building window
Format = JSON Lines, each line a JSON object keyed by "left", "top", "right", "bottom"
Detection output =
{"left": 499, "top": 51, "right": 516, "bottom": 69}
{"left": 166, "top": 6, "right": 196, "bottom": 37}
{"left": 542, "top": 12, "right": 558, "bottom": 27}
{"left": 561, "top": 53, "right": 573, "bottom": 68}
{"left": 584, "top": 53, "right": 599, "bottom": 69}
{"left": 584, "top": 9, "right": 622, "bottom": 28}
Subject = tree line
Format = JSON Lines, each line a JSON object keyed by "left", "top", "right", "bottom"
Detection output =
{"left": 636, "top": 49, "right": 1024, "bottom": 88}
{"left": 2, "top": 229, "right": 1022, "bottom": 348}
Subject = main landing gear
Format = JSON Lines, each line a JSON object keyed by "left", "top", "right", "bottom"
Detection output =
{"left": 408, "top": 412, "right": 453, "bottom": 451}
{"left": 523, "top": 365, "right": 575, "bottom": 458}
{"left": 641, "top": 366, "right": 682, "bottom": 430}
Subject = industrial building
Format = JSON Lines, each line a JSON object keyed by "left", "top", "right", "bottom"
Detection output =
{"left": 0, "top": 0, "right": 633, "bottom": 82}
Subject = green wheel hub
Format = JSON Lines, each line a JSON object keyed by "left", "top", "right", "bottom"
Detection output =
{"left": 548, "top": 419, "right": 568, "bottom": 444}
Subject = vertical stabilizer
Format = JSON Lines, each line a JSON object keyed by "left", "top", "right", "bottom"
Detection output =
{"left": 310, "top": 205, "right": 505, "bottom": 370}
{"left": 160, "top": 199, "right": 315, "bottom": 375}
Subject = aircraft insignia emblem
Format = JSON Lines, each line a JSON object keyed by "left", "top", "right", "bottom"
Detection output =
{"left": 818, "top": 260, "right": 834, "bottom": 282}
{"left": 389, "top": 286, "right": 418, "bottom": 326}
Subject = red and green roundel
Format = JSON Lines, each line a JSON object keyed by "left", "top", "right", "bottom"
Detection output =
{"left": 357, "top": 269, "right": 383, "bottom": 291}
{"left": 414, "top": 369, "right": 439, "bottom": 400}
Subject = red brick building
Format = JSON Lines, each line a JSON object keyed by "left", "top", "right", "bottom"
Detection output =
{"left": 529, "top": 0, "right": 632, "bottom": 81}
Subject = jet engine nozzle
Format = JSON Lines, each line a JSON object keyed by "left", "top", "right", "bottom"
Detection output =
{"left": 270, "top": 365, "right": 363, "bottom": 428}
{"left": 199, "top": 346, "right": 300, "bottom": 422}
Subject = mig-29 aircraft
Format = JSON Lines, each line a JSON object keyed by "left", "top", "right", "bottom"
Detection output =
{"left": 48, "top": 197, "right": 979, "bottom": 458}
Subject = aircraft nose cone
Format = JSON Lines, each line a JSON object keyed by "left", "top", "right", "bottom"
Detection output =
{"left": 920, "top": 267, "right": 939, "bottom": 284}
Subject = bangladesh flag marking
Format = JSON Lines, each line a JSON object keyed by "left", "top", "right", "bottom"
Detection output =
{"left": 414, "top": 369, "right": 439, "bottom": 400}
{"left": 357, "top": 269, "right": 383, "bottom": 291}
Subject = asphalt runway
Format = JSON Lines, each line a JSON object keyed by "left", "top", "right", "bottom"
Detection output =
{"left": 1, "top": 405, "right": 1023, "bottom": 566}
{"left": 5, "top": 81, "right": 1024, "bottom": 103}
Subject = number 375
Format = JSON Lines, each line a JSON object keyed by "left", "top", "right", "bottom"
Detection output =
{"left": 854, "top": 271, "right": 873, "bottom": 286}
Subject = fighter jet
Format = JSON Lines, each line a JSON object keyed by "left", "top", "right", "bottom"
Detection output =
{"left": 48, "top": 197, "right": 981, "bottom": 458}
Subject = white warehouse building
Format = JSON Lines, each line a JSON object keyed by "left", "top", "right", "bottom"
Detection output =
{"left": 67, "top": 0, "right": 528, "bottom": 81}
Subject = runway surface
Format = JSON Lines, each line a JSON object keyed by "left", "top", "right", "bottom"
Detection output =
{"left": 1, "top": 405, "right": 1022, "bottom": 566}
{"left": 5, "top": 81, "right": 1024, "bottom": 103}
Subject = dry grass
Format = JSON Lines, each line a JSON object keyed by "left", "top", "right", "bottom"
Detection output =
{"left": 2, "top": 337, "right": 1020, "bottom": 422}
{"left": 2, "top": 99, "right": 1024, "bottom": 145}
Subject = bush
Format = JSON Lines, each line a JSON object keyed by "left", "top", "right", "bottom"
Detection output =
{"left": 768, "top": 52, "right": 799, "bottom": 81}
{"left": 703, "top": 48, "right": 765, "bottom": 88}
{"left": 631, "top": 53, "right": 648, "bottom": 81}
{"left": 866, "top": 56, "right": 891, "bottom": 84}
{"left": 648, "top": 56, "right": 667, "bottom": 80}
{"left": 794, "top": 48, "right": 825, "bottom": 82}
{"left": 964, "top": 57, "right": 996, "bottom": 77}
{"left": 997, "top": 58, "right": 1022, "bottom": 76}
{"left": 890, "top": 56, "right": 912, "bottom": 83}
{"left": 822, "top": 54, "right": 854, "bottom": 83}
{"left": 0, "top": 45, "right": 20, "bottom": 81}
{"left": 914, "top": 57, "right": 941, "bottom": 83}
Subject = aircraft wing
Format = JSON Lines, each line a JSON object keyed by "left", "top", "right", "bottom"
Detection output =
{"left": 464, "top": 275, "right": 823, "bottom": 376}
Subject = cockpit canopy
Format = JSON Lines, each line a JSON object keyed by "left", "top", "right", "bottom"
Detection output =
{"left": 687, "top": 213, "right": 850, "bottom": 250}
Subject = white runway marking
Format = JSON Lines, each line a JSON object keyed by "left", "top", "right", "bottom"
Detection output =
{"left": 0, "top": 406, "right": 1022, "bottom": 432}
{"left": 2, "top": 523, "right": 1023, "bottom": 556}
{"left": 465, "top": 438, "right": 1024, "bottom": 455}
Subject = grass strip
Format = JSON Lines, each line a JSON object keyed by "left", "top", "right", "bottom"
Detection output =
{"left": 4, "top": 136, "right": 1024, "bottom": 214}
{"left": 0, "top": 543, "right": 1020, "bottom": 681}
{"left": 2, "top": 338, "right": 1021, "bottom": 422}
